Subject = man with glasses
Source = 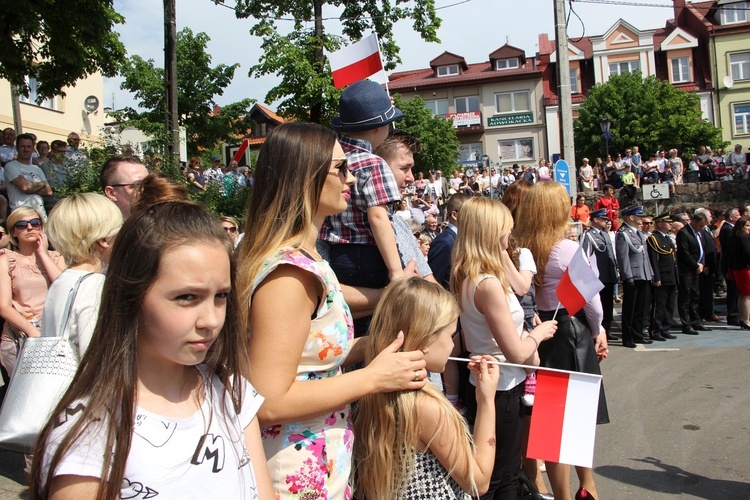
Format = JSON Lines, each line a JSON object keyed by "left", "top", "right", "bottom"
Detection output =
{"left": 4, "top": 133, "right": 51, "bottom": 218}
{"left": 100, "top": 155, "right": 149, "bottom": 219}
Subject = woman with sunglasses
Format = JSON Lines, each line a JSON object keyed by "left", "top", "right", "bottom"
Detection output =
{"left": 0, "top": 207, "right": 65, "bottom": 374}
{"left": 220, "top": 216, "right": 241, "bottom": 247}
{"left": 236, "top": 123, "right": 427, "bottom": 497}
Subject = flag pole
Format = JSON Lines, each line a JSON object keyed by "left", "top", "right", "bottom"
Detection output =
{"left": 373, "top": 31, "right": 390, "bottom": 95}
{"left": 447, "top": 357, "right": 601, "bottom": 380}
{"left": 551, "top": 301, "right": 562, "bottom": 321}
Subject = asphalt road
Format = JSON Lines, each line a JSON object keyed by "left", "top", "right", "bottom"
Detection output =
{"left": 0, "top": 308, "right": 748, "bottom": 499}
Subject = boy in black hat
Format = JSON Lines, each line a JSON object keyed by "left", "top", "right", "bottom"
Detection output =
{"left": 320, "top": 80, "right": 407, "bottom": 334}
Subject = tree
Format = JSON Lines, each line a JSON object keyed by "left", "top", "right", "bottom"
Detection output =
{"left": 574, "top": 72, "right": 727, "bottom": 163}
{"left": 227, "top": 0, "right": 441, "bottom": 124}
{"left": 392, "top": 94, "right": 460, "bottom": 173}
{"left": 0, "top": 0, "right": 126, "bottom": 100}
{"left": 116, "top": 28, "right": 254, "bottom": 155}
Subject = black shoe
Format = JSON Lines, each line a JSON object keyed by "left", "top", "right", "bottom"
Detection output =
{"left": 622, "top": 341, "right": 636, "bottom": 348}
{"left": 651, "top": 334, "right": 667, "bottom": 341}
{"left": 606, "top": 333, "right": 620, "bottom": 341}
{"left": 694, "top": 324, "right": 711, "bottom": 331}
{"left": 740, "top": 321, "right": 750, "bottom": 330}
{"left": 663, "top": 332, "right": 677, "bottom": 339}
{"left": 727, "top": 318, "right": 740, "bottom": 326}
{"left": 635, "top": 338, "right": 653, "bottom": 344}
{"left": 682, "top": 327, "right": 699, "bottom": 335}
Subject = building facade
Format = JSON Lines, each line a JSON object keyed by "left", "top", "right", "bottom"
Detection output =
{"left": 0, "top": 74, "right": 106, "bottom": 147}
{"left": 388, "top": 46, "right": 546, "bottom": 168}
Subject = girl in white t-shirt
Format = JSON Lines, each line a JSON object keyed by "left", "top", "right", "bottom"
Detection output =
{"left": 30, "top": 202, "right": 273, "bottom": 499}
{"left": 354, "top": 277, "right": 500, "bottom": 499}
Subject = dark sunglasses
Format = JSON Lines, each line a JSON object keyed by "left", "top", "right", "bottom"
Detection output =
{"left": 223, "top": 226, "right": 238, "bottom": 233}
{"left": 331, "top": 157, "right": 349, "bottom": 177}
{"left": 14, "top": 218, "right": 42, "bottom": 230}
{"left": 109, "top": 180, "right": 143, "bottom": 189}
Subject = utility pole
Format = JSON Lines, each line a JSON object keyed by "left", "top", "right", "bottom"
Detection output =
{"left": 164, "top": 0, "right": 180, "bottom": 167}
{"left": 554, "top": 0, "right": 576, "bottom": 196}
{"left": 311, "top": 0, "right": 325, "bottom": 124}
{"left": 10, "top": 85, "right": 22, "bottom": 133}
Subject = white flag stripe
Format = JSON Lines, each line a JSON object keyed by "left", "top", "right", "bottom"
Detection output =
{"left": 559, "top": 373, "right": 601, "bottom": 468}
{"left": 326, "top": 34, "right": 379, "bottom": 71}
{"left": 568, "top": 246, "right": 604, "bottom": 299}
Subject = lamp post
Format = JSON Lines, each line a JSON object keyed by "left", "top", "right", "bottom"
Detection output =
{"left": 599, "top": 117, "right": 612, "bottom": 157}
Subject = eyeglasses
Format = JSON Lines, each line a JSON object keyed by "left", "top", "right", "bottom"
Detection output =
{"left": 330, "top": 157, "right": 349, "bottom": 177}
{"left": 642, "top": 222, "right": 652, "bottom": 226}
{"left": 223, "top": 226, "right": 237, "bottom": 233}
{"left": 14, "top": 218, "right": 42, "bottom": 230}
{"left": 110, "top": 180, "right": 143, "bottom": 189}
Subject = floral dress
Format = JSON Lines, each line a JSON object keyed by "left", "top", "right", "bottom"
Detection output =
{"left": 251, "top": 248, "right": 354, "bottom": 499}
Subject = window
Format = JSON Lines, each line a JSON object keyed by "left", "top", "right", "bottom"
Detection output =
{"left": 722, "top": 1, "right": 748, "bottom": 24}
{"left": 495, "top": 91, "right": 531, "bottom": 114}
{"left": 425, "top": 99, "right": 449, "bottom": 115}
{"left": 734, "top": 103, "right": 750, "bottom": 135}
{"left": 670, "top": 57, "right": 691, "bottom": 83}
{"left": 608, "top": 60, "right": 640, "bottom": 76}
{"left": 437, "top": 65, "right": 459, "bottom": 77}
{"left": 730, "top": 52, "right": 750, "bottom": 81}
{"left": 455, "top": 96, "right": 480, "bottom": 113}
{"left": 495, "top": 58, "right": 519, "bottom": 70}
{"left": 19, "top": 77, "right": 60, "bottom": 110}
{"left": 498, "top": 138, "right": 533, "bottom": 160}
{"left": 570, "top": 69, "right": 579, "bottom": 93}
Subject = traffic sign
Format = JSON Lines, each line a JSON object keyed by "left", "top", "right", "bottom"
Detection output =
{"left": 554, "top": 159, "right": 573, "bottom": 196}
{"left": 642, "top": 184, "right": 670, "bottom": 201}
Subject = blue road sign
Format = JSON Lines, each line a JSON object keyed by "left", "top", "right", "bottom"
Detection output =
{"left": 554, "top": 159, "right": 572, "bottom": 196}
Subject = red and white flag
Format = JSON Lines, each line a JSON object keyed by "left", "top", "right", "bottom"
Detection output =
{"left": 556, "top": 244, "right": 603, "bottom": 315}
{"left": 527, "top": 369, "right": 602, "bottom": 468}
{"left": 328, "top": 34, "right": 384, "bottom": 89}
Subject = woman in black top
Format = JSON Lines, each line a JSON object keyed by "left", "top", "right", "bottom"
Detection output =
{"left": 728, "top": 218, "right": 750, "bottom": 329}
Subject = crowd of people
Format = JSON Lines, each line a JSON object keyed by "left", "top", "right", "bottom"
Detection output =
{"left": 1, "top": 77, "right": 746, "bottom": 500}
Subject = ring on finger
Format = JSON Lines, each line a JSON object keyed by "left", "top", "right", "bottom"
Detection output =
{"left": 413, "top": 369, "right": 420, "bottom": 382}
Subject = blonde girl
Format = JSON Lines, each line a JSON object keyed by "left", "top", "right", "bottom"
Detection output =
{"left": 450, "top": 197, "right": 557, "bottom": 500}
{"left": 355, "top": 277, "right": 499, "bottom": 499}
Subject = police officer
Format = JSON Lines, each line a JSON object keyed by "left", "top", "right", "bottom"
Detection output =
{"left": 647, "top": 213, "right": 678, "bottom": 341}
{"left": 616, "top": 206, "right": 654, "bottom": 347}
{"left": 582, "top": 209, "right": 619, "bottom": 341}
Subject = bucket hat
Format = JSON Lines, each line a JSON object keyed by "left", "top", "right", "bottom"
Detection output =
{"left": 331, "top": 80, "right": 404, "bottom": 133}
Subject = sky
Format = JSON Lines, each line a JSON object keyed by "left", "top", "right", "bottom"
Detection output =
{"left": 105, "top": 0, "right": 679, "bottom": 112}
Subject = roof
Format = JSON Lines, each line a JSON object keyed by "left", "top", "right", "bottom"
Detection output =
{"left": 388, "top": 58, "right": 541, "bottom": 91}
{"left": 249, "top": 103, "right": 286, "bottom": 124}
{"left": 685, "top": 0, "right": 750, "bottom": 32}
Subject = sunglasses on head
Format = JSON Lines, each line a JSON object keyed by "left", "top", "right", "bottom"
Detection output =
{"left": 14, "top": 218, "right": 42, "bottom": 230}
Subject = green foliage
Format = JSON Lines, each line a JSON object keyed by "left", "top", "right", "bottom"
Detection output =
{"left": 392, "top": 94, "right": 460, "bottom": 173}
{"left": 575, "top": 72, "right": 728, "bottom": 162}
{"left": 227, "top": 0, "right": 441, "bottom": 123}
{"left": 116, "top": 28, "right": 255, "bottom": 155}
{"left": 0, "top": 0, "right": 126, "bottom": 100}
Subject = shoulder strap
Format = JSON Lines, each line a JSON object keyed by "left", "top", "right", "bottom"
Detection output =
{"left": 59, "top": 273, "right": 95, "bottom": 343}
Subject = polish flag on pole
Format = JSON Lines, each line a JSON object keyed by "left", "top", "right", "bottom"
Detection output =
{"left": 328, "top": 33, "right": 384, "bottom": 89}
{"left": 232, "top": 139, "right": 249, "bottom": 164}
{"left": 527, "top": 369, "right": 602, "bottom": 468}
{"left": 556, "top": 244, "right": 604, "bottom": 315}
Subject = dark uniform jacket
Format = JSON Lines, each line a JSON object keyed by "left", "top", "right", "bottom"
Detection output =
{"left": 647, "top": 231, "right": 677, "bottom": 285}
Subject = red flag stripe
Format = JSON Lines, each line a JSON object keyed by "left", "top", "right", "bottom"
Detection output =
{"left": 556, "top": 269, "right": 587, "bottom": 315}
{"left": 232, "top": 139, "right": 249, "bottom": 163}
{"left": 331, "top": 52, "right": 383, "bottom": 89}
{"left": 527, "top": 370, "right": 570, "bottom": 463}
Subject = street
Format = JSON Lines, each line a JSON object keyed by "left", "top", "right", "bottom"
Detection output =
{"left": 0, "top": 310, "right": 747, "bottom": 499}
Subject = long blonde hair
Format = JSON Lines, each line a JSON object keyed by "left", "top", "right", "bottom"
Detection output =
{"left": 354, "top": 278, "right": 474, "bottom": 499}
{"left": 514, "top": 182, "right": 570, "bottom": 284}
{"left": 236, "top": 123, "right": 338, "bottom": 335}
{"left": 450, "top": 197, "right": 514, "bottom": 308}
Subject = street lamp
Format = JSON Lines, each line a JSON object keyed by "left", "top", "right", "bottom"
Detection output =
{"left": 599, "top": 117, "right": 612, "bottom": 157}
